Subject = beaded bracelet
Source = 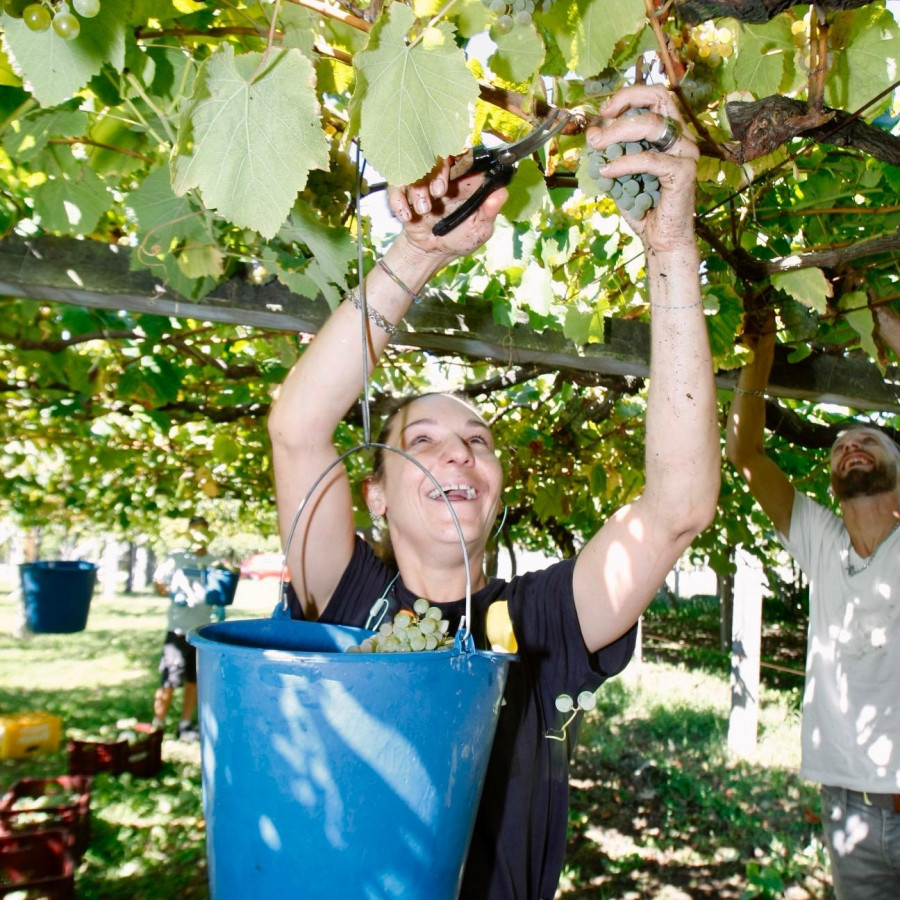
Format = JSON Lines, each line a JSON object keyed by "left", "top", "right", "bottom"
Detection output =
{"left": 734, "top": 387, "right": 765, "bottom": 397}
{"left": 377, "top": 258, "right": 419, "bottom": 304}
{"left": 346, "top": 287, "right": 398, "bottom": 337}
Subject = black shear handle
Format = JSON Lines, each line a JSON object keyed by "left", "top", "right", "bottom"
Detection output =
{"left": 432, "top": 156, "right": 514, "bottom": 237}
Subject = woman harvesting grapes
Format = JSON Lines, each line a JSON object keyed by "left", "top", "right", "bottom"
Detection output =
{"left": 267, "top": 85, "right": 720, "bottom": 900}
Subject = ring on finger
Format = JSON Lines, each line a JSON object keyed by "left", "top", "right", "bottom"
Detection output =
{"left": 649, "top": 116, "right": 679, "bottom": 153}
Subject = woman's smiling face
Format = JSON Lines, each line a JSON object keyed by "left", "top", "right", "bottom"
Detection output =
{"left": 374, "top": 394, "right": 504, "bottom": 549}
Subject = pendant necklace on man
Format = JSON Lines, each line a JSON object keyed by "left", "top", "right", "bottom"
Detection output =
{"left": 845, "top": 521, "right": 900, "bottom": 577}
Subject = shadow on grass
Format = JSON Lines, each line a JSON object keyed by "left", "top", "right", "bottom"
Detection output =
{"left": 560, "top": 682, "right": 832, "bottom": 900}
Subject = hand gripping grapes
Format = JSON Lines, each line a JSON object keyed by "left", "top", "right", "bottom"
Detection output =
{"left": 586, "top": 84, "right": 699, "bottom": 254}
{"left": 268, "top": 85, "right": 719, "bottom": 900}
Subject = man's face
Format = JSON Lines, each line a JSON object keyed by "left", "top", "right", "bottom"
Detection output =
{"left": 830, "top": 427, "right": 900, "bottom": 501}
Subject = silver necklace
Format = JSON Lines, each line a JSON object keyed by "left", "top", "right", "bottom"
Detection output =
{"left": 845, "top": 521, "right": 900, "bottom": 577}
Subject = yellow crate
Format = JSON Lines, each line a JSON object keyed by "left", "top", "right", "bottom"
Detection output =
{"left": 0, "top": 713, "right": 62, "bottom": 759}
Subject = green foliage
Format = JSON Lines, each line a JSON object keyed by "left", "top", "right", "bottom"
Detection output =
{"left": 0, "top": 0, "right": 896, "bottom": 571}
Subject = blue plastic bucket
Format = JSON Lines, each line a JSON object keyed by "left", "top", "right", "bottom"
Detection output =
{"left": 19, "top": 561, "right": 98, "bottom": 634}
{"left": 204, "top": 568, "right": 239, "bottom": 607}
{"left": 189, "top": 618, "right": 510, "bottom": 900}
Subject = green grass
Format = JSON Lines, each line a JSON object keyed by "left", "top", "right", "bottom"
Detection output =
{"left": 0, "top": 582, "right": 832, "bottom": 899}
{"left": 0, "top": 579, "right": 276, "bottom": 899}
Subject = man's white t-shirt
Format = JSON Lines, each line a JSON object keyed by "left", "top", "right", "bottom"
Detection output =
{"left": 779, "top": 491, "right": 900, "bottom": 793}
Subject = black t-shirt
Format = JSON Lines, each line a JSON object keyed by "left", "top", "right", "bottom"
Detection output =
{"left": 288, "top": 537, "right": 636, "bottom": 900}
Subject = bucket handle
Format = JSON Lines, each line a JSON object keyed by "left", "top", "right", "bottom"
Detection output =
{"left": 279, "top": 441, "right": 475, "bottom": 646}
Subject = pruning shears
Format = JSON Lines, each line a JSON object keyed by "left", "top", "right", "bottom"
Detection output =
{"left": 432, "top": 107, "right": 574, "bottom": 237}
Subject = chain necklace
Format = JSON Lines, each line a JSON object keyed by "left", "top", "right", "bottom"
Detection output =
{"left": 844, "top": 521, "right": 900, "bottom": 577}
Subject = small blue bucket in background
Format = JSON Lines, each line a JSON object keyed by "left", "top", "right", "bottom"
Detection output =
{"left": 204, "top": 568, "right": 239, "bottom": 607}
{"left": 189, "top": 617, "right": 510, "bottom": 900}
{"left": 19, "top": 561, "right": 98, "bottom": 634}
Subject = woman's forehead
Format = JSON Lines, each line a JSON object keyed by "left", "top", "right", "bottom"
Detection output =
{"left": 396, "top": 394, "right": 487, "bottom": 427}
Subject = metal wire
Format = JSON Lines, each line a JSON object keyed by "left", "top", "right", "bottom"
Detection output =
{"left": 276, "top": 146, "right": 474, "bottom": 641}
{"left": 279, "top": 443, "right": 474, "bottom": 643}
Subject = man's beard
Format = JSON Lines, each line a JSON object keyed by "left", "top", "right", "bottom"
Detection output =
{"left": 831, "top": 459, "right": 898, "bottom": 501}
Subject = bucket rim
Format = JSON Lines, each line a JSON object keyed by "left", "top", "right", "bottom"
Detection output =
{"left": 188, "top": 618, "right": 515, "bottom": 665}
{"left": 19, "top": 560, "right": 97, "bottom": 571}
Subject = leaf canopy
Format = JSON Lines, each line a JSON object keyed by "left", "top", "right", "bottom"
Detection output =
{"left": 0, "top": 0, "right": 896, "bottom": 582}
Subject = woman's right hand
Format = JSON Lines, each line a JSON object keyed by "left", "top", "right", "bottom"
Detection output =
{"left": 386, "top": 160, "right": 508, "bottom": 267}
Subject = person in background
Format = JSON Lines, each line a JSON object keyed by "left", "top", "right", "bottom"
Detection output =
{"left": 726, "top": 306, "right": 900, "bottom": 900}
{"left": 267, "top": 84, "right": 721, "bottom": 900}
{"left": 151, "top": 515, "right": 216, "bottom": 742}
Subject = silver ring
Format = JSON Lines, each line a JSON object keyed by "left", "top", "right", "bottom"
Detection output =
{"left": 649, "top": 116, "right": 679, "bottom": 153}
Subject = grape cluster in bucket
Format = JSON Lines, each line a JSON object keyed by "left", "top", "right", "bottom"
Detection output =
{"left": 347, "top": 597, "right": 455, "bottom": 653}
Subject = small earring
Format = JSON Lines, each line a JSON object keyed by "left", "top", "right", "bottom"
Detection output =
{"left": 369, "top": 509, "right": 383, "bottom": 521}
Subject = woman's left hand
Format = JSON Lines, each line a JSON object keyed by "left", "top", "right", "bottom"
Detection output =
{"left": 586, "top": 84, "right": 699, "bottom": 254}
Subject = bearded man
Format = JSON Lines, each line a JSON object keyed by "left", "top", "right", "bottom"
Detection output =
{"left": 725, "top": 308, "right": 900, "bottom": 900}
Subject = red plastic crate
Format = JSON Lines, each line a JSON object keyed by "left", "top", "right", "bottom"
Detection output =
{"left": 66, "top": 737, "right": 128, "bottom": 777}
{"left": 67, "top": 725, "right": 162, "bottom": 779}
{"left": 0, "top": 777, "right": 91, "bottom": 860}
{"left": 126, "top": 727, "right": 163, "bottom": 778}
{"left": 0, "top": 830, "right": 74, "bottom": 899}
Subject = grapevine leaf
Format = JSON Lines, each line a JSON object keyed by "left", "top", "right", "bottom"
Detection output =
{"left": 176, "top": 243, "right": 224, "bottom": 281}
{"left": 0, "top": 42, "right": 21, "bottom": 87}
{"left": 2, "top": 108, "right": 88, "bottom": 161}
{"left": 563, "top": 305, "right": 605, "bottom": 345}
{"left": 503, "top": 159, "right": 549, "bottom": 224}
{"left": 728, "top": 18, "right": 795, "bottom": 98}
{"left": 514, "top": 259, "right": 553, "bottom": 316}
{"left": 172, "top": 45, "right": 329, "bottom": 239}
{"left": 117, "top": 356, "right": 183, "bottom": 407}
{"left": 129, "top": 166, "right": 210, "bottom": 258}
{"left": 31, "top": 169, "right": 107, "bottom": 235}
{"left": 542, "top": 0, "right": 646, "bottom": 79}
{"left": 269, "top": 256, "right": 337, "bottom": 309}
{"left": 351, "top": 4, "right": 479, "bottom": 185}
{"left": 826, "top": 7, "right": 900, "bottom": 118}
{"left": 453, "top": 0, "right": 493, "bottom": 39}
{"left": 490, "top": 24, "right": 545, "bottom": 85}
{"left": 771, "top": 268, "right": 833, "bottom": 314}
{"left": 128, "top": 166, "right": 218, "bottom": 299}
{"left": 841, "top": 292, "right": 878, "bottom": 361}
{"left": 1, "top": 0, "right": 126, "bottom": 107}
{"left": 277, "top": 202, "right": 356, "bottom": 294}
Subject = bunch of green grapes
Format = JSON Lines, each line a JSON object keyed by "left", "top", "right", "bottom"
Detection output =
{"left": 480, "top": 0, "right": 554, "bottom": 35}
{"left": 4, "top": 0, "right": 100, "bottom": 38}
{"left": 681, "top": 20, "right": 734, "bottom": 68}
{"left": 299, "top": 146, "right": 363, "bottom": 227}
{"left": 347, "top": 597, "right": 454, "bottom": 654}
{"left": 583, "top": 68, "right": 624, "bottom": 100}
{"left": 584, "top": 109, "right": 662, "bottom": 220}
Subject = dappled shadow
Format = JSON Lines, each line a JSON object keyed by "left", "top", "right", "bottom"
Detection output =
{"left": 561, "top": 699, "right": 833, "bottom": 899}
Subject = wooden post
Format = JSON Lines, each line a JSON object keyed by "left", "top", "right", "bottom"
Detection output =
{"left": 727, "top": 550, "right": 764, "bottom": 758}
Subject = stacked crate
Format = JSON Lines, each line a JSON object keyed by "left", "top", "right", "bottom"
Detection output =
{"left": 0, "top": 776, "right": 92, "bottom": 897}
{"left": 67, "top": 723, "right": 163, "bottom": 778}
